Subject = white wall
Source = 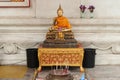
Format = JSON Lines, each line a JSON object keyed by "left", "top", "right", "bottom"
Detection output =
{"left": 36, "top": 0, "right": 81, "bottom": 18}
{"left": 0, "top": 0, "right": 120, "bottom": 18}
{"left": 0, "top": 0, "right": 120, "bottom": 65}
{"left": 81, "top": 0, "right": 120, "bottom": 18}
{"left": 36, "top": 0, "right": 120, "bottom": 18}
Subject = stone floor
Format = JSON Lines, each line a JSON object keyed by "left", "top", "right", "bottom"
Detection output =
{"left": 36, "top": 65, "right": 120, "bottom": 80}
{"left": 0, "top": 65, "right": 120, "bottom": 80}
{"left": 86, "top": 65, "right": 120, "bottom": 80}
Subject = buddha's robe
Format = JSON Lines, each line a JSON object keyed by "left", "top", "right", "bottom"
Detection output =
{"left": 54, "top": 16, "right": 71, "bottom": 29}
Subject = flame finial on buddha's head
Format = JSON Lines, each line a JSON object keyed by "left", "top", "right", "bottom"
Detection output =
{"left": 57, "top": 4, "right": 63, "bottom": 12}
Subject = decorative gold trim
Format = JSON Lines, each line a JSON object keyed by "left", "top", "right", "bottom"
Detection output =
{"left": 37, "top": 48, "right": 84, "bottom": 72}
{"left": 0, "top": 0, "right": 30, "bottom": 8}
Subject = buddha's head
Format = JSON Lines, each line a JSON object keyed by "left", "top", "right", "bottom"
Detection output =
{"left": 57, "top": 5, "right": 63, "bottom": 17}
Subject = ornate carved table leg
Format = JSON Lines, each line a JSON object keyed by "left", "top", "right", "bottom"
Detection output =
{"left": 80, "top": 66, "right": 84, "bottom": 72}
{"left": 32, "top": 69, "right": 38, "bottom": 80}
{"left": 37, "top": 66, "right": 42, "bottom": 72}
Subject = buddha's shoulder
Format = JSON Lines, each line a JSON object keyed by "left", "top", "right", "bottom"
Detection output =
{"left": 57, "top": 16, "right": 68, "bottom": 19}
{"left": 53, "top": 16, "right": 68, "bottom": 21}
{"left": 53, "top": 17, "right": 57, "bottom": 20}
{"left": 62, "top": 16, "right": 69, "bottom": 20}
{"left": 61, "top": 16, "right": 68, "bottom": 19}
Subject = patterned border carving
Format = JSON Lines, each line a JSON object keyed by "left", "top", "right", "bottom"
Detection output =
{"left": 0, "top": 0, "right": 30, "bottom": 8}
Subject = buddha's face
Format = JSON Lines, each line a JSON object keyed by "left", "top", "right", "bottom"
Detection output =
{"left": 57, "top": 10, "right": 63, "bottom": 17}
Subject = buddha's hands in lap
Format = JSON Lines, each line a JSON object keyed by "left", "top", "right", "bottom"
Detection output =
{"left": 49, "top": 26, "right": 71, "bottom": 32}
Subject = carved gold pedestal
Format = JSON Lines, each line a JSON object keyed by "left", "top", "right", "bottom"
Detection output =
{"left": 37, "top": 48, "right": 84, "bottom": 72}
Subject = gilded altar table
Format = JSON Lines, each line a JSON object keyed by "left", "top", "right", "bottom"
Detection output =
{"left": 37, "top": 48, "right": 84, "bottom": 72}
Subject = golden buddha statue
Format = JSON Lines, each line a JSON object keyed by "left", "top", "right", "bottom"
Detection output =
{"left": 49, "top": 5, "right": 72, "bottom": 40}
{"left": 43, "top": 5, "right": 78, "bottom": 48}
{"left": 50, "top": 5, "right": 71, "bottom": 32}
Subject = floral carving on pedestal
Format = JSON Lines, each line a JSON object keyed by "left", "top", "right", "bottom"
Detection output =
{"left": 41, "top": 53, "right": 81, "bottom": 64}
